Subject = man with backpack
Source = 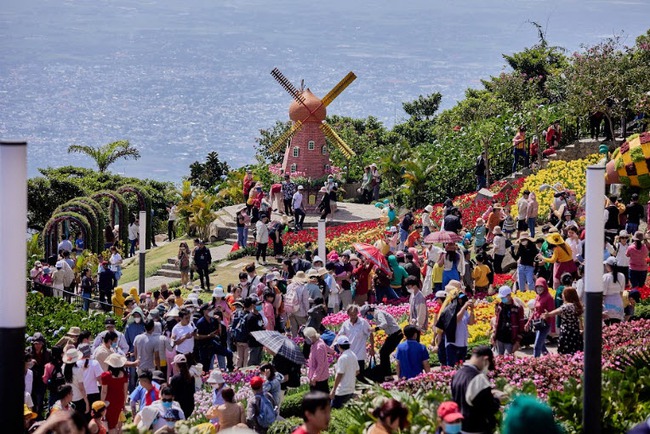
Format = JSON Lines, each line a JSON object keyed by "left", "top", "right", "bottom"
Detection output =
{"left": 245, "top": 297, "right": 266, "bottom": 366}
{"left": 231, "top": 299, "right": 252, "bottom": 368}
{"left": 285, "top": 272, "right": 310, "bottom": 338}
{"left": 246, "top": 375, "right": 277, "bottom": 433}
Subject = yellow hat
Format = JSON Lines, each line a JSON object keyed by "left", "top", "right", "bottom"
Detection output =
{"left": 546, "top": 233, "right": 565, "bottom": 245}
{"left": 92, "top": 401, "right": 108, "bottom": 412}
{"left": 24, "top": 404, "right": 37, "bottom": 420}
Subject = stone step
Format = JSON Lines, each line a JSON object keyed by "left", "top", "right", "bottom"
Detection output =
{"left": 161, "top": 263, "right": 179, "bottom": 271}
{"left": 157, "top": 269, "right": 182, "bottom": 278}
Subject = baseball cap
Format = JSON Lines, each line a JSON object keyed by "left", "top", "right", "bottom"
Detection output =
{"left": 498, "top": 285, "right": 512, "bottom": 298}
{"left": 250, "top": 375, "right": 264, "bottom": 389}
{"left": 435, "top": 290, "right": 448, "bottom": 299}
{"left": 603, "top": 256, "right": 617, "bottom": 267}
{"left": 437, "top": 401, "right": 464, "bottom": 423}
{"left": 335, "top": 335, "right": 350, "bottom": 346}
{"left": 172, "top": 354, "right": 187, "bottom": 365}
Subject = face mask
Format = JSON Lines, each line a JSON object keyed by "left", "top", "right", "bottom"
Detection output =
{"left": 445, "top": 422, "right": 462, "bottom": 434}
{"left": 366, "top": 314, "right": 374, "bottom": 321}
{"left": 500, "top": 297, "right": 508, "bottom": 304}
{"left": 482, "top": 365, "right": 489, "bottom": 375}
{"left": 162, "top": 401, "right": 172, "bottom": 409}
{"left": 535, "top": 287, "right": 544, "bottom": 294}
{"left": 207, "top": 312, "right": 215, "bottom": 318}
{"left": 134, "top": 317, "right": 141, "bottom": 324}
{"left": 111, "top": 343, "right": 117, "bottom": 349}
{"left": 255, "top": 305, "right": 263, "bottom": 312}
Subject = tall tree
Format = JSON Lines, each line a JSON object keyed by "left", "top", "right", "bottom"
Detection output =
{"left": 254, "top": 120, "right": 292, "bottom": 164}
{"left": 188, "top": 151, "right": 230, "bottom": 193}
{"left": 67, "top": 140, "right": 140, "bottom": 173}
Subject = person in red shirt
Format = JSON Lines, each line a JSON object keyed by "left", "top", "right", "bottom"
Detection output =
{"left": 270, "top": 182, "right": 283, "bottom": 213}
{"left": 292, "top": 391, "right": 331, "bottom": 434}
{"left": 352, "top": 255, "right": 372, "bottom": 305}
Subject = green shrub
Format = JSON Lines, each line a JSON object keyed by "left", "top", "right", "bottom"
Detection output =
{"left": 268, "top": 417, "right": 302, "bottom": 434}
{"left": 226, "top": 246, "right": 256, "bottom": 260}
{"left": 279, "top": 389, "right": 307, "bottom": 419}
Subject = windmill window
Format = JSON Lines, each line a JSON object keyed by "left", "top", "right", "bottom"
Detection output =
{"left": 293, "top": 147, "right": 300, "bottom": 157}
{"left": 321, "top": 145, "right": 327, "bottom": 155}
{"left": 290, "top": 164, "right": 297, "bottom": 173}
{"left": 308, "top": 141, "right": 315, "bottom": 150}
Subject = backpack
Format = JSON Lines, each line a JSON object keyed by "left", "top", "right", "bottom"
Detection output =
{"left": 47, "top": 364, "right": 66, "bottom": 395}
{"left": 255, "top": 393, "right": 277, "bottom": 428}
{"left": 230, "top": 310, "right": 248, "bottom": 343}
{"left": 284, "top": 282, "right": 302, "bottom": 314}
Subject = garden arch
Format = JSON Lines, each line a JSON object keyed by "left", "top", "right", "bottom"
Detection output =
{"left": 43, "top": 212, "right": 92, "bottom": 259}
{"left": 54, "top": 200, "right": 100, "bottom": 253}
{"left": 91, "top": 191, "right": 129, "bottom": 250}
{"left": 117, "top": 185, "right": 153, "bottom": 249}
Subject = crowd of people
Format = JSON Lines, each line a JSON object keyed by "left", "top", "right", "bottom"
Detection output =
{"left": 24, "top": 173, "right": 650, "bottom": 433}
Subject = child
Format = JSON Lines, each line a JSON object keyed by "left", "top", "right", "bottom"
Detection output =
{"left": 503, "top": 206, "right": 516, "bottom": 239}
{"left": 262, "top": 291, "right": 276, "bottom": 331}
{"left": 432, "top": 261, "right": 444, "bottom": 294}
{"left": 474, "top": 218, "right": 487, "bottom": 252}
{"left": 472, "top": 254, "right": 491, "bottom": 294}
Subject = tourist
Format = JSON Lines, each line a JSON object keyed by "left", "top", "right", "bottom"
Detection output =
{"left": 236, "top": 207, "right": 250, "bottom": 249}
{"left": 443, "top": 207, "right": 462, "bottom": 234}
{"left": 603, "top": 257, "right": 625, "bottom": 326}
{"left": 97, "top": 262, "right": 115, "bottom": 311}
{"left": 61, "top": 347, "right": 89, "bottom": 416}
{"left": 194, "top": 239, "right": 212, "bottom": 291}
{"left": 471, "top": 254, "right": 491, "bottom": 295}
{"left": 88, "top": 401, "right": 108, "bottom": 434}
{"left": 51, "top": 261, "right": 66, "bottom": 298}
{"left": 541, "top": 287, "right": 583, "bottom": 355}
{"left": 128, "top": 215, "right": 139, "bottom": 258}
{"left": 526, "top": 278, "right": 556, "bottom": 357}
{"left": 231, "top": 298, "right": 252, "bottom": 368}
{"left": 170, "top": 354, "right": 195, "bottom": 418}
{"left": 255, "top": 213, "right": 270, "bottom": 265}
{"left": 29, "top": 333, "right": 51, "bottom": 417}
{"left": 406, "top": 276, "right": 428, "bottom": 332}
{"left": 435, "top": 401, "right": 464, "bottom": 434}
{"left": 545, "top": 120, "right": 562, "bottom": 150}
{"left": 361, "top": 305, "right": 403, "bottom": 380}
{"left": 100, "top": 353, "right": 129, "bottom": 433}
{"left": 492, "top": 227, "right": 507, "bottom": 274}
{"left": 403, "top": 252, "right": 422, "bottom": 285}
{"left": 246, "top": 375, "right": 277, "bottom": 433}
{"left": 286, "top": 272, "right": 310, "bottom": 337}
{"left": 491, "top": 286, "right": 524, "bottom": 355}
{"left": 134, "top": 386, "right": 185, "bottom": 432}
{"left": 50, "top": 384, "right": 74, "bottom": 414}
{"left": 486, "top": 203, "right": 504, "bottom": 242}
{"left": 166, "top": 202, "right": 178, "bottom": 241}
{"left": 473, "top": 218, "right": 487, "bottom": 253}
{"left": 352, "top": 255, "right": 372, "bottom": 305}
{"left": 399, "top": 209, "right": 414, "bottom": 251}
{"left": 367, "top": 398, "right": 410, "bottom": 434}
{"left": 260, "top": 363, "right": 284, "bottom": 408}
{"left": 129, "top": 370, "right": 161, "bottom": 415}
{"left": 604, "top": 195, "right": 621, "bottom": 242}
{"left": 450, "top": 345, "right": 501, "bottom": 434}
{"left": 512, "top": 125, "right": 528, "bottom": 173}
{"left": 500, "top": 395, "right": 563, "bottom": 434}
{"left": 529, "top": 135, "right": 540, "bottom": 167}
{"left": 317, "top": 185, "right": 332, "bottom": 221}
{"left": 476, "top": 151, "right": 487, "bottom": 191}
{"left": 293, "top": 185, "right": 306, "bottom": 231}
{"left": 304, "top": 327, "right": 331, "bottom": 393}
{"left": 373, "top": 260, "right": 398, "bottom": 302}
{"left": 540, "top": 233, "right": 575, "bottom": 289}
{"left": 206, "top": 387, "right": 246, "bottom": 431}
{"left": 305, "top": 270, "right": 322, "bottom": 304}
{"left": 280, "top": 173, "right": 296, "bottom": 215}
{"left": 330, "top": 336, "right": 359, "bottom": 409}
{"left": 291, "top": 391, "right": 331, "bottom": 434}
{"left": 177, "top": 242, "right": 191, "bottom": 288}
{"left": 245, "top": 297, "right": 266, "bottom": 366}
{"left": 291, "top": 251, "right": 312, "bottom": 273}
{"left": 627, "top": 231, "right": 649, "bottom": 288}
{"left": 395, "top": 325, "right": 430, "bottom": 380}
{"left": 335, "top": 305, "right": 374, "bottom": 381}
{"left": 527, "top": 192, "right": 539, "bottom": 238}
{"left": 502, "top": 206, "right": 516, "bottom": 239}
{"left": 79, "top": 268, "right": 94, "bottom": 312}
{"left": 440, "top": 242, "right": 465, "bottom": 288}
{"left": 613, "top": 230, "right": 631, "bottom": 286}
{"left": 510, "top": 234, "right": 538, "bottom": 292}
{"left": 262, "top": 290, "right": 277, "bottom": 331}
{"left": 623, "top": 193, "right": 644, "bottom": 234}
{"left": 76, "top": 343, "right": 103, "bottom": 413}
{"left": 108, "top": 246, "right": 123, "bottom": 282}
{"left": 171, "top": 307, "right": 197, "bottom": 364}
{"left": 516, "top": 190, "right": 530, "bottom": 239}
{"left": 370, "top": 164, "right": 381, "bottom": 201}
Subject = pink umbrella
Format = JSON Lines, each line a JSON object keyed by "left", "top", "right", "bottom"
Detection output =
{"left": 424, "top": 230, "right": 463, "bottom": 244}
{"left": 352, "top": 243, "right": 391, "bottom": 274}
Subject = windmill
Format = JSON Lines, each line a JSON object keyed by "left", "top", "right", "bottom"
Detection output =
{"left": 269, "top": 68, "right": 357, "bottom": 179}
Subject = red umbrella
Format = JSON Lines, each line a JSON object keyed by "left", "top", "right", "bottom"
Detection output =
{"left": 352, "top": 243, "right": 391, "bottom": 274}
{"left": 424, "top": 230, "right": 463, "bottom": 244}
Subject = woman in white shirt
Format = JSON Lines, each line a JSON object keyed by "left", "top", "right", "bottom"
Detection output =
{"left": 77, "top": 343, "right": 104, "bottom": 408}
{"left": 565, "top": 226, "right": 582, "bottom": 264}
{"left": 602, "top": 257, "right": 625, "bottom": 325}
{"left": 613, "top": 230, "right": 631, "bottom": 287}
{"left": 110, "top": 246, "right": 123, "bottom": 281}
{"left": 62, "top": 347, "right": 89, "bottom": 415}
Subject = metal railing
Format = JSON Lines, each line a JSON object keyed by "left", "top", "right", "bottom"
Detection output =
{"left": 29, "top": 281, "right": 120, "bottom": 312}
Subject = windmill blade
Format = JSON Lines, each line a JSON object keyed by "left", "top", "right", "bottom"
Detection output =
{"left": 269, "top": 121, "right": 303, "bottom": 153}
{"left": 271, "top": 68, "right": 305, "bottom": 103}
{"left": 320, "top": 123, "right": 356, "bottom": 159}
{"left": 321, "top": 72, "right": 356, "bottom": 107}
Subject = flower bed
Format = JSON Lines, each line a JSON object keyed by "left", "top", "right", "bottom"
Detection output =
{"left": 283, "top": 220, "right": 384, "bottom": 252}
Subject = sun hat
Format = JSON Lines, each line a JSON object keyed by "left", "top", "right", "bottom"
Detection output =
{"left": 292, "top": 271, "right": 308, "bottom": 283}
{"left": 165, "top": 306, "right": 180, "bottom": 318}
{"left": 307, "top": 269, "right": 319, "bottom": 279}
{"left": 24, "top": 404, "right": 37, "bottom": 420}
{"left": 435, "top": 290, "right": 448, "bottom": 299}
{"left": 548, "top": 226, "right": 559, "bottom": 233}
{"left": 250, "top": 376, "right": 264, "bottom": 389}
{"left": 66, "top": 326, "right": 81, "bottom": 337}
{"left": 172, "top": 354, "right": 187, "bottom": 365}
{"left": 395, "top": 250, "right": 405, "bottom": 258}
{"left": 633, "top": 231, "right": 645, "bottom": 241}
{"left": 335, "top": 335, "right": 350, "bottom": 346}
{"left": 604, "top": 256, "right": 617, "bottom": 267}
{"left": 329, "top": 252, "right": 340, "bottom": 262}
{"left": 492, "top": 227, "right": 503, "bottom": 235}
{"left": 297, "top": 185, "right": 304, "bottom": 190}
{"left": 266, "top": 271, "right": 282, "bottom": 281}
{"left": 212, "top": 285, "right": 227, "bottom": 298}
{"left": 303, "top": 327, "right": 320, "bottom": 342}
{"left": 388, "top": 226, "right": 398, "bottom": 233}
{"left": 105, "top": 353, "right": 127, "bottom": 368}
{"left": 55, "top": 261, "right": 63, "bottom": 269}
{"left": 92, "top": 401, "right": 108, "bottom": 413}
{"left": 546, "top": 233, "right": 565, "bottom": 245}
{"left": 518, "top": 233, "right": 533, "bottom": 242}
{"left": 32, "top": 332, "right": 46, "bottom": 344}
{"left": 437, "top": 401, "right": 464, "bottom": 423}
{"left": 152, "top": 370, "right": 166, "bottom": 383}
{"left": 34, "top": 260, "right": 42, "bottom": 267}
{"left": 492, "top": 203, "right": 502, "bottom": 210}
{"left": 206, "top": 370, "right": 225, "bottom": 384}
{"left": 137, "top": 406, "right": 159, "bottom": 431}
{"left": 498, "top": 285, "right": 512, "bottom": 298}
{"left": 62, "top": 348, "right": 82, "bottom": 364}
{"left": 317, "top": 267, "right": 328, "bottom": 276}
{"left": 444, "top": 280, "right": 462, "bottom": 293}
{"left": 619, "top": 230, "right": 629, "bottom": 238}
{"left": 424, "top": 205, "right": 434, "bottom": 213}
{"left": 192, "top": 285, "right": 202, "bottom": 293}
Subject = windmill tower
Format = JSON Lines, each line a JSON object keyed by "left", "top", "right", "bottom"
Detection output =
{"left": 269, "top": 68, "right": 357, "bottom": 179}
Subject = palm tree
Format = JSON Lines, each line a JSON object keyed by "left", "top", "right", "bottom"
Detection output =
{"left": 401, "top": 157, "right": 436, "bottom": 209}
{"left": 67, "top": 140, "right": 141, "bottom": 173}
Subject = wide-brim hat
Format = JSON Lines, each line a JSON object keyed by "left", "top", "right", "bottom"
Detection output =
{"left": 152, "top": 370, "right": 166, "bottom": 383}
{"left": 424, "top": 205, "right": 434, "bottom": 213}
{"left": 546, "top": 233, "right": 565, "bottom": 245}
{"left": 173, "top": 353, "right": 187, "bottom": 365}
{"left": 212, "top": 287, "right": 227, "bottom": 298}
{"left": 435, "top": 290, "right": 448, "bottom": 299}
{"left": 445, "top": 280, "right": 462, "bottom": 292}
{"left": 307, "top": 269, "right": 319, "bottom": 279}
{"left": 165, "top": 306, "right": 180, "bottom": 318}
{"left": 317, "top": 267, "right": 328, "bottom": 277}
{"left": 206, "top": 369, "right": 225, "bottom": 384}
{"left": 105, "top": 353, "right": 127, "bottom": 368}
{"left": 66, "top": 326, "right": 81, "bottom": 337}
{"left": 292, "top": 271, "right": 308, "bottom": 283}
{"left": 518, "top": 233, "right": 533, "bottom": 242}
{"left": 492, "top": 227, "right": 503, "bottom": 235}
{"left": 492, "top": 203, "right": 502, "bottom": 210}
{"left": 62, "top": 348, "right": 82, "bottom": 364}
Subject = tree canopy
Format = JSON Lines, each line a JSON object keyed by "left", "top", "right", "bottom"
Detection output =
{"left": 67, "top": 140, "right": 141, "bottom": 173}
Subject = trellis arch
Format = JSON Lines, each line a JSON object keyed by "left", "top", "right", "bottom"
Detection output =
{"left": 54, "top": 200, "right": 100, "bottom": 253}
{"left": 91, "top": 191, "right": 129, "bottom": 251}
{"left": 117, "top": 185, "right": 153, "bottom": 250}
{"left": 75, "top": 197, "right": 107, "bottom": 249}
{"left": 43, "top": 212, "right": 92, "bottom": 259}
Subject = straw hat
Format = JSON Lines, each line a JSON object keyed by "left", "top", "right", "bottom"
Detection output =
{"left": 518, "top": 233, "right": 533, "bottom": 242}
{"left": 292, "top": 271, "right": 308, "bottom": 283}
{"left": 476, "top": 218, "right": 485, "bottom": 225}
{"left": 445, "top": 280, "right": 462, "bottom": 292}
{"left": 307, "top": 269, "right": 320, "bottom": 279}
{"left": 105, "top": 353, "right": 127, "bottom": 368}
{"left": 546, "top": 233, "right": 565, "bottom": 245}
{"left": 492, "top": 203, "right": 502, "bottom": 210}
{"left": 66, "top": 326, "right": 81, "bottom": 337}
{"left": 62, "top": 348, "right": 82, "bottom": 364}
{"left": 317, "top": 267, "right": 328, "bottom": 276}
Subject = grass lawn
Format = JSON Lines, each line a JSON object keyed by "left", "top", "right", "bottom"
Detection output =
{"left": 119, "top": 238, "right": 188, "bottom": 283}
